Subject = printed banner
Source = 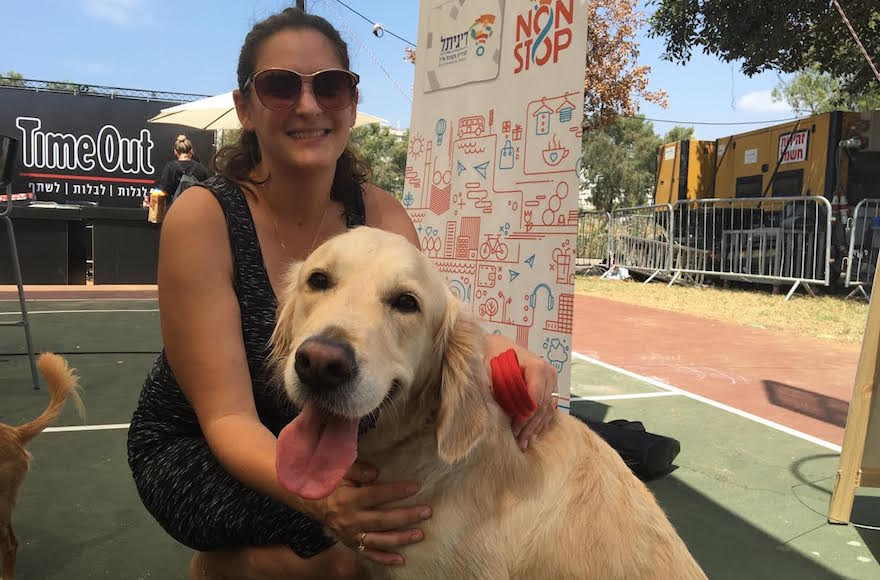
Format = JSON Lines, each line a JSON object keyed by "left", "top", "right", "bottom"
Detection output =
{"left": 0, "top": 88, "right": 213, "bottom": 208}
{"left": 407, "top": 0, "right": 588, "bottom": 406}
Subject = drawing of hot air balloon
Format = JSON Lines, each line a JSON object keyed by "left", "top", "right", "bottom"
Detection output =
{"left": 435, "top": 118, "right": 447, "bottom": 145}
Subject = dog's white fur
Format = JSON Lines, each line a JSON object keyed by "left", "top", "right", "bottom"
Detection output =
{"left": 271, "top": 227, "right": 706, "bottom": 580}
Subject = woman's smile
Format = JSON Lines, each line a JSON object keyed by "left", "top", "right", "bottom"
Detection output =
{"left": 286, "top": 128, "right": 333, "bottom": 141}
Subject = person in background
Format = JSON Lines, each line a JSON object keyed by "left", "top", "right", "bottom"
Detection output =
{"left": 158, "top": 134, "right": 211, "bottom": 203}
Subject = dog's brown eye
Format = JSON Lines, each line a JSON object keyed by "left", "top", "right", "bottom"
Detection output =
{"left": 307, "top": 271, "right": 331, "bottom": 291}
{"left": 390, "top": 293, "right": 420, "bottom": 313}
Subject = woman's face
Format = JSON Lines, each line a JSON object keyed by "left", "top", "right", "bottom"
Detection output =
{"left": 234, "top": 28, "right": 357, "bottom": 174}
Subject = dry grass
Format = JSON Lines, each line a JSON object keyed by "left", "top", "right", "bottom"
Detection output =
{"left": 575, "top": 275, "right": 870, "bottom": 344}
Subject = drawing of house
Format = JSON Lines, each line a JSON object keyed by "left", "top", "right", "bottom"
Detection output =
{"left": 533, "top": 100, "right": 553, "bottom": 135}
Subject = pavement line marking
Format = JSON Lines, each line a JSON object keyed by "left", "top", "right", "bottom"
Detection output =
{"left": 45, "top": 423, "right": 130, "bottom": 433}
{"left": 572, "top": 351, "right": 841, "bottom": 453}
{"left": 0, "top": 298, "right": 156, "bottom": 302}
{"left": 0, "top": 309, "right": 158, "bottom": 316}
{"left": 570, "top": 392, "right": 681, "bottom": 402}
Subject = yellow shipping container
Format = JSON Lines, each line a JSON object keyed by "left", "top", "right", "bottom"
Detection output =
{"left": 654, "top": 140, "right": 716, "bottom": 205}
{"left": 713, "top": 112, "right": 838, "bottom": 199}
{"left": 653, "top": 111, "right": 880, "bottom": 207}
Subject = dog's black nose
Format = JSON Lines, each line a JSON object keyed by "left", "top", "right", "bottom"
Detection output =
{"left": 294, "top": 337, "right": 357, "bottom": 391}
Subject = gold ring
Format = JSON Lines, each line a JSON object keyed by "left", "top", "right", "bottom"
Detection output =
{"left": 358, "top": 531, "right": 367, "bottom": 552}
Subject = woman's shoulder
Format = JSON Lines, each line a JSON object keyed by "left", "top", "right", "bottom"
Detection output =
{"left": 172, "top": 174, "right": 245, "bottom": 215}
{"left": 361, "top": 183, "right": 396, "bottom": 215}
{"left": 164, "top": 184, "right": 226, "bottom": 234}
{"left": 157, "top": 185, "right": 236, "bottom": 301}
{"left": 362, "top": 184, "right": 419, "bottom": 248}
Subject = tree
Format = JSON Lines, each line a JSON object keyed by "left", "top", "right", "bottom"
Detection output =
{"left": 649, "top": 0, "right": 880, "bottom": 95}
{"left": 584, "top": 0, "right": 667, "bottom": 130}
{"left": 349, "top": 124, "right": 409, "bottom": 200}
{"left": 579, "top": 116, "right": 662, "bottom": 212}
{"left": 772, "top": 65, "right": 880, "bottom": 114}
{"left": 406, "top": 0, "right": 668, "bottom": 131}
{"left": 662, "top": 125, "right": 695, "bottom": 143}
{"left": 0, "top": 70, "right": 26, "bottom": 88}
{"left": 216, "top": 129, "right": 242, "bottom": 150}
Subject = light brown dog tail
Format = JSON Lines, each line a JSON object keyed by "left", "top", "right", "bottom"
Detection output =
{"left": 15, "top": 353, "right": 85, "bottom": 445}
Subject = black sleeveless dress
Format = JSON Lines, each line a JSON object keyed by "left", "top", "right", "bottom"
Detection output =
{"left": 127, "top": 174, "right": 365, "bottom": 557}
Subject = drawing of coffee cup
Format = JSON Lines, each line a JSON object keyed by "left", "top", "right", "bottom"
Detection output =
{"left": 543, "top": 147, "right": 569, "bottom": 166}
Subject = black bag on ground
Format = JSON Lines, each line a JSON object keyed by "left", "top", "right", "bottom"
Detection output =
{"left": 572, "top": 414, "right": 681, "bottom": 480}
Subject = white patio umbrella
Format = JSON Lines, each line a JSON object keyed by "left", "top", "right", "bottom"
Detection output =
{"left": 148, "top": 91, "right": 388, "bottom": 130}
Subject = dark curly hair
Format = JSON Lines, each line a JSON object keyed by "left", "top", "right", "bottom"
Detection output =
{"left": 212, "top": 7, "right": 367, "bottom": 205}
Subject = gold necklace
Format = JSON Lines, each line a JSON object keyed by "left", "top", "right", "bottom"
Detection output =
{"left": 259, "top": 185, "right": 329, "bottom": 259}
{"left": 271, "top": 203, "right": 328, "bottom": 257}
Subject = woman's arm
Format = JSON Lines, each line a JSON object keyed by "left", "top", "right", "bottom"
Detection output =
{"left": 157, "top": 188, "right": 428, "bottom": 564}
{"left": 483, "top": 333, "right": 558, "bottom": 450}
{"left": 157, "top": 187, "right": 320, "bottom": 516}
{"left": 362, "top": 184, "right": 420, "bottom": 249}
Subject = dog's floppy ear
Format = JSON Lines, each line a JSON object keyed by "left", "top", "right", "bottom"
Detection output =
{"left": 435, "top": 294, "right": 491, "bottom": 464}
{"left": 269, "top": 261, "right": 304, "bottom": 378}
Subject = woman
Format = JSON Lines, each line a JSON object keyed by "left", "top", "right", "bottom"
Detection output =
{"left": 157, "top": 134, "right": 211, "bottom": 203}
{"left": 127, "top": 8, "right": 558, "bottom": 580}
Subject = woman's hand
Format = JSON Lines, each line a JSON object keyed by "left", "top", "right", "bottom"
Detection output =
{"left": 484, "top": 334, "right": 559, "bottom": 451}
{"left": 303, "top": 463, "right": 432, "bottom": 566}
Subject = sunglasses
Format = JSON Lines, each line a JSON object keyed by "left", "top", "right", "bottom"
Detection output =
{"left": 244, "top": 68, "right": 360, "bottom": 112}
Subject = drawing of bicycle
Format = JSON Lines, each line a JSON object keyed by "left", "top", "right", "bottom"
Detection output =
{"left": 479, "top": 234, "right": 509, "bottom": 261}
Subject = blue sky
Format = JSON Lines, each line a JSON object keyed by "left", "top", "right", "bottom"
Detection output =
{"left": 4, "top": 0, "right": 799, "bottom": 141}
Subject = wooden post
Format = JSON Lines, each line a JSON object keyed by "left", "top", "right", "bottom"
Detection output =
{"left": 296, "top": 0, "right": 306, "bottom": 11}
{"left": 828, "top": 257, "right": 880, "bottom": 523}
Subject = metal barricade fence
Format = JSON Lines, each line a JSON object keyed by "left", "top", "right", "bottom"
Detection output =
{"left": 576, "top": 210, "right": 611, "bottom": 267}
{"left": 608, "top": 204, "right": 674, "bottom": 279}
{"left": 845, "top": 198, "right": 880, "bottom": 299}
{"left": 669, "top": 197, "right": 832, "bottom": 298}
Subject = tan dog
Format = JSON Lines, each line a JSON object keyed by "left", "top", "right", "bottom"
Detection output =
{"left": 272, "top": 227, "right": 706, "bottom": 580}
{"left": 0, "top": 354, "right": 83, "bottom": 580}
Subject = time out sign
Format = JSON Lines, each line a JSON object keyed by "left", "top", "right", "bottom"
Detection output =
{"left": 778, "top": 129, "right": 809, "bottom": 164}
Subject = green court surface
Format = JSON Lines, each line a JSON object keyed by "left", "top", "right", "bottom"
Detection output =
{"left": 1, "top": 300, "right": 879, "bottom": 579}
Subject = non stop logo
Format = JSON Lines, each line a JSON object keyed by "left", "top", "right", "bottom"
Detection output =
{"left": 513, "top": 0, "right": 574, "bottom": 75}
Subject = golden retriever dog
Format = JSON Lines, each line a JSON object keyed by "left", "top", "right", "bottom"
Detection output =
{"left": 272, "top": 227, "right": 706, "bottom": 580}
{"left": 0, "top": 353, "right": 83, "bottom": 580}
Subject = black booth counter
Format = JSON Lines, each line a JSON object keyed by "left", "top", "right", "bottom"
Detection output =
{"left": 0, "top": 205, "right": 88, "bottom": 285}
{"left": 80, "top": 206, "right": 161, "bottom": 284}
{"left": 0, "top": 205, "right": 161, "bottom": 285}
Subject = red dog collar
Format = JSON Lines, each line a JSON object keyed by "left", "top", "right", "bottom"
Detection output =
{"left": 490, "top": 348, "right": 537, "bottom": 421}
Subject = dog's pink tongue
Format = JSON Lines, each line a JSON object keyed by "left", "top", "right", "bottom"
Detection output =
{"left": 276, "top": 401, "right": 359, "bottom": 500}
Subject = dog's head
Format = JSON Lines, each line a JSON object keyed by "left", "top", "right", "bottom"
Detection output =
{"left": 271, "top": 227, "right": 490, "bottom": 499}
